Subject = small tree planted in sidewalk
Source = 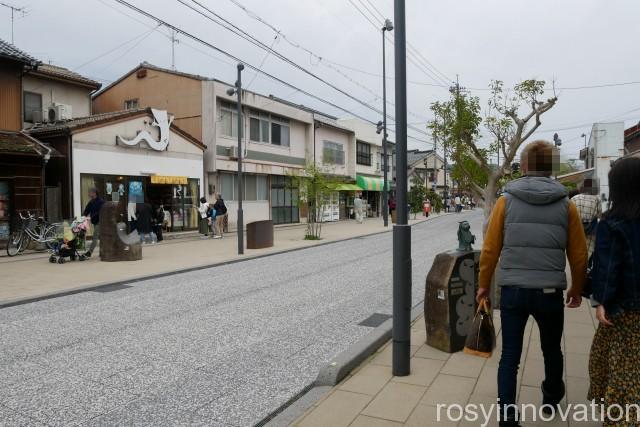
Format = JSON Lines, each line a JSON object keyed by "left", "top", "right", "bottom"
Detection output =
{"left": 408, "top": 175, "right": 427, "bottom": 219}
{"left": 290, "top": 163, "right": 342, "bottom": 240}
{"left": 429, "top": 80, "right": 558, "bottom": 230}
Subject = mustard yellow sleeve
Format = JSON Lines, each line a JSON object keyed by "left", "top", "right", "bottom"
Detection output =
{"left": 479, "top": 197, "right": 506, "bottom": 290}
{"left": 566, "top": 201, "right": 588, "bottom": 294}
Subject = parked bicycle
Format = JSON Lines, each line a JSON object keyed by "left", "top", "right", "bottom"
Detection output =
{"left": 5, "top": 212, "right": 61, "bottom": 257}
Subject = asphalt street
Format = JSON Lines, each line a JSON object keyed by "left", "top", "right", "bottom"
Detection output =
{"left": 0, "top": 210, "right": 482, "bottom": 427}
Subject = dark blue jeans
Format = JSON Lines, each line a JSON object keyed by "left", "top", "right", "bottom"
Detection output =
{"left": 498, "top": 287, "right": 564, "bottom": 420}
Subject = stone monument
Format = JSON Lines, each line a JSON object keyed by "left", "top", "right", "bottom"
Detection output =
{"left": 424, "top": 222, "right": 480, "bottom": 353}
{"left": 99, "top": 202, "right": 142, "bottom": 262}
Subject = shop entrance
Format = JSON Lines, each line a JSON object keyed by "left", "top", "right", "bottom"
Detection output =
{"left": 146, "top": 180, "right": 199, "bottom": 232}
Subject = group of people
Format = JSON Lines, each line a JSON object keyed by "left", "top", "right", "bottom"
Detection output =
{"left": 197, "top": 194, "right": 228, "bottom": 239}
{"left": 477, "top": 139, "right": 640, "bottom": 426}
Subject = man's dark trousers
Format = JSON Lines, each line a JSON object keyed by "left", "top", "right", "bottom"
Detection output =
{"left": 498, "top": 287, "right": 565, "bottom": 420}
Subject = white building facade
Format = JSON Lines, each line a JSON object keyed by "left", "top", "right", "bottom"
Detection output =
{"left": 583, "top": 122, "right": 625, "bottom": 206}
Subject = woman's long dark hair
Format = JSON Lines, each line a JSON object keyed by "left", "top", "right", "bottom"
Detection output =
{"left": 607, "top": 157, "right": 640, "bottom": 220}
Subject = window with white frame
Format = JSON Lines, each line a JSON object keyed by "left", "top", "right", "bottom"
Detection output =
{"left": 323, "top": 141, "right": 345, "bottom": 165}
{"left": 124, "top": 99, "right": 139, "bottom": 110}
{"left": 220, "top": 100, "right": 239, "bottom": 138}
{"left": 219, "top": 173, "right": 268, "bottom": 201}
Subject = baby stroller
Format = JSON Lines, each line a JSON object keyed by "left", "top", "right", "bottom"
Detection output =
{"left": 49, "top": 217, "right": 89, "bottom": 264}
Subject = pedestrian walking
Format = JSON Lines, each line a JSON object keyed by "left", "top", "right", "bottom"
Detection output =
{"left": 82, "top": 187, "right": 104, "bottom": 258}
{"left": 153, "top": 205, "right": 164, "bottom": 242}
{"left": 423, "top": 198, "right": 431, "bottom": 217}
{"left": 213, "top": 194, "right": 227, "bottom": 239}
{"left": 477, "top": 140, "right": 587, "bottom": 426}
{"left": 353, "top": 193, "right": 364, "bottom": 223}
{"left": 588, "top": 157, "right": 640, "bottom": 426}
{"left": 571, "top": 178, "right": 601, "bottom": 257}
{"left": 136, "top": 202, "right": 155, "bottom": 243}
{"left": 455, "top": 194, "right": 462, "bottom": 213}
{"left": 198, "top": 197, "right": 210, "bottom": 238}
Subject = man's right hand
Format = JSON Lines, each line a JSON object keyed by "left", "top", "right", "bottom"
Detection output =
{"left": 476, "top": 287, "right": 490, "bottom": 304}
{"left": 565, "top": 288, "right": 582, "bottom": 308}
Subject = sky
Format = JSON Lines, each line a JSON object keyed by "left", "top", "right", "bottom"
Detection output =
{"left": 3, "top": 0, "right": 639, "bottom": 161}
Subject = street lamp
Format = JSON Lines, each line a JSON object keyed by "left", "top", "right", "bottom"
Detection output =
{"left": 553, "top": 133, "right": 562, "bottom": 180}
{"left": 391, "top": 0, "right": 411, "bottom": 377}
{"left": 226, "top": 63, "right": 245, "bottom": 255}
{"left": 380, "top": 18, "right": 393, "bottom": 227}
{"left": 581, "top": 133, "right": 587, "bottom": 148}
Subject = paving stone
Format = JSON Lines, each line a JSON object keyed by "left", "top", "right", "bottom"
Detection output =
{"left": 339, "top": 364, "right": 392, "bottom": 395}
{"left": 349, "top": 414, "right": 403, "bottom": 427}
{"left": 361, "top": 381, "right": 426, "bottom": 423}
{"left": 391, "top": 357, "right": 444, "bottom": 387}
{"left": 421, "top": 373, "right": 476, "bottom": 406}
{"left": 473, "top": 365, "right": 498, "bottom": 396}
{"left": 413, "top": 343, "right": 451, "bottom": 361}
{"left": 440, "top": 351, "right": 487, "bottom": 378}
{"left": 405, "top": 404, "right": 459, "bottom": 427}
{"left": 296, "top": 390, "right": 372, "bottom": 427}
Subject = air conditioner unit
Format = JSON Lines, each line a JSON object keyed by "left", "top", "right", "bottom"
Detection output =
{"left": 228, "top": 146, "right": 239, "bottom": 159}
{"left": 46, "top": 103, "right": 73, "bottom": 122}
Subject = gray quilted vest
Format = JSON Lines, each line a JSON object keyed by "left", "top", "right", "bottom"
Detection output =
{"left": 496, "top": 176, "right": 569, "bottom": 289}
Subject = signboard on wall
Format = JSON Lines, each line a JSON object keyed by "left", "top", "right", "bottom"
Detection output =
{"left": 116, "top": 109, "right": 173, "bottom": 151}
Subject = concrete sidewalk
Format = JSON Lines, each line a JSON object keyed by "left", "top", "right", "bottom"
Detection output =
{"left": 293, "top": 301, "right": 600, "bottom": 427}
{"left": 0, "top": 215, "right": 438, "bottom": 306}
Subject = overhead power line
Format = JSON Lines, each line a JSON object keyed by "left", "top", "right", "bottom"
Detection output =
{"left": 222, "top": 0, "right": 429, "bottom": 121}
{"left": 110, "top": 0, "right": 433, "bottom": 146}
{"left": 178, "top": 0, "right": 431, "bottom": 136}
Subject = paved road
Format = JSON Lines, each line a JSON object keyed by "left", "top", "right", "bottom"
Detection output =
{"left": 0, "top": 210, "right": 482, "bottom": 427}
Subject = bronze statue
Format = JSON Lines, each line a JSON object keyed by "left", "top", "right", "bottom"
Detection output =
{"left": 457, "top": 220, "right": 475, "bottom": 251}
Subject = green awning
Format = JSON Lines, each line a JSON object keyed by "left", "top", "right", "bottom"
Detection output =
{"left": 334, "top": 183, "right": 362, "bottom": 191}
{"left": 356, "top": 175, "right": 390, "bottom": 191}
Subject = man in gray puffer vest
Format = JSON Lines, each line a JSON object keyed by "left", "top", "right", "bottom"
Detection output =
{"left": 477, "top": 140, "right": 587, "bottom": 426}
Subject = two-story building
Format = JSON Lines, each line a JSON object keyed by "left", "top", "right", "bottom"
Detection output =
{"left": 337, "top": 118, "right": 393, "bottom": 218}
{"left": 407, "top": 149, "right": 449, "bottom": 197}
{"left": 93, "top": 62, "right": 359, "bottom": 227}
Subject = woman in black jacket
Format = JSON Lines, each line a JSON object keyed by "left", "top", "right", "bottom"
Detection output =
{"left": 588, "top": 157, "right": 640, "bottom": 425}
{"left": 212, "top": 193, "right": 227, "bottom": 239}
{"left": 135, "top": 202, "right": 155, "bottom": 243}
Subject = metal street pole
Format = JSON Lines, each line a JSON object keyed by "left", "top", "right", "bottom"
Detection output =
{"left": 392, "top": 0, "right": 411, "bottom": 377}
{"left": 381, "top": 19, "right": 393, "bottom": 227}
{"left": 235, "top": 64, "right": 245, "bottom": 255}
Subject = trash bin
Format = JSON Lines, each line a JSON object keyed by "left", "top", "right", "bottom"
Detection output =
{"left": 246, "top": 220, "right": 274, "bottom": 249}
{"left": 424, "top": 249, "right": 480, "bottom": 353}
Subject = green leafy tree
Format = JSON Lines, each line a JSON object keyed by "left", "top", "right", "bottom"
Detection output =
{"left": 426, "top": 191, "right": 444, "bottom": 213}
{"left": 430, "top": 79, "right": 558, "bottom": 230}
{"left": 289, "top": 162, "right": 342, "bottom": 240}
{"left": 408, "top": 175, "right": 427, "bottom": 219}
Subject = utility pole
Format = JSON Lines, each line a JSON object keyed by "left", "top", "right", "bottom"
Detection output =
{"left": 392, "top": 0, "right": 411, "bottom": 377}
{"left": 170, "top": 29, "right": 179, "bottom": 70}
{"left": 1, "top": 2, "right": 25, "bottom": 44}
{"left": 226, "top": 64, "right": 245, "bottom": 255}
{"left": 381, "top": 18, "right": 393, "bottom": 227}
{"left": 448, "top": 75, "right": 465, "bottom": 203}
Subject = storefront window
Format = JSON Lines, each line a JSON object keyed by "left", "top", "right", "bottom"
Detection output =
{"left": 271, "top": 175, "right": 299, "bottom": 224}
{"left": 80, "top": 173, "right": 199, "bottom": 232}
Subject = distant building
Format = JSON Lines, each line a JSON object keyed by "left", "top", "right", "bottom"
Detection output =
{"left": 406, "top": 149, "right": 450, "bottom": 196}
{"left": 624, "top": 122, "right": 640, "bottom": 155}
{"left": 579, "top": 122, "right": 625, "bottom": 207}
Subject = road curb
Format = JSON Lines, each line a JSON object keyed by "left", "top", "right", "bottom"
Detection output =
{"left": 263, "top": 302, "right": 425, "bottom": 426}
{"left": 316, "top": 302, "right": 425, "bottom": 386}
{"left": 0, "top": 216, "right": 451, "bottom": 309}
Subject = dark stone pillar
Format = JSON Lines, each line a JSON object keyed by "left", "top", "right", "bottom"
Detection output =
{"left": 99, "top": 201, "right": 142, "bottom": 262}
{"left": 424, "top": 250, "right": 480, "bottom": 353}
